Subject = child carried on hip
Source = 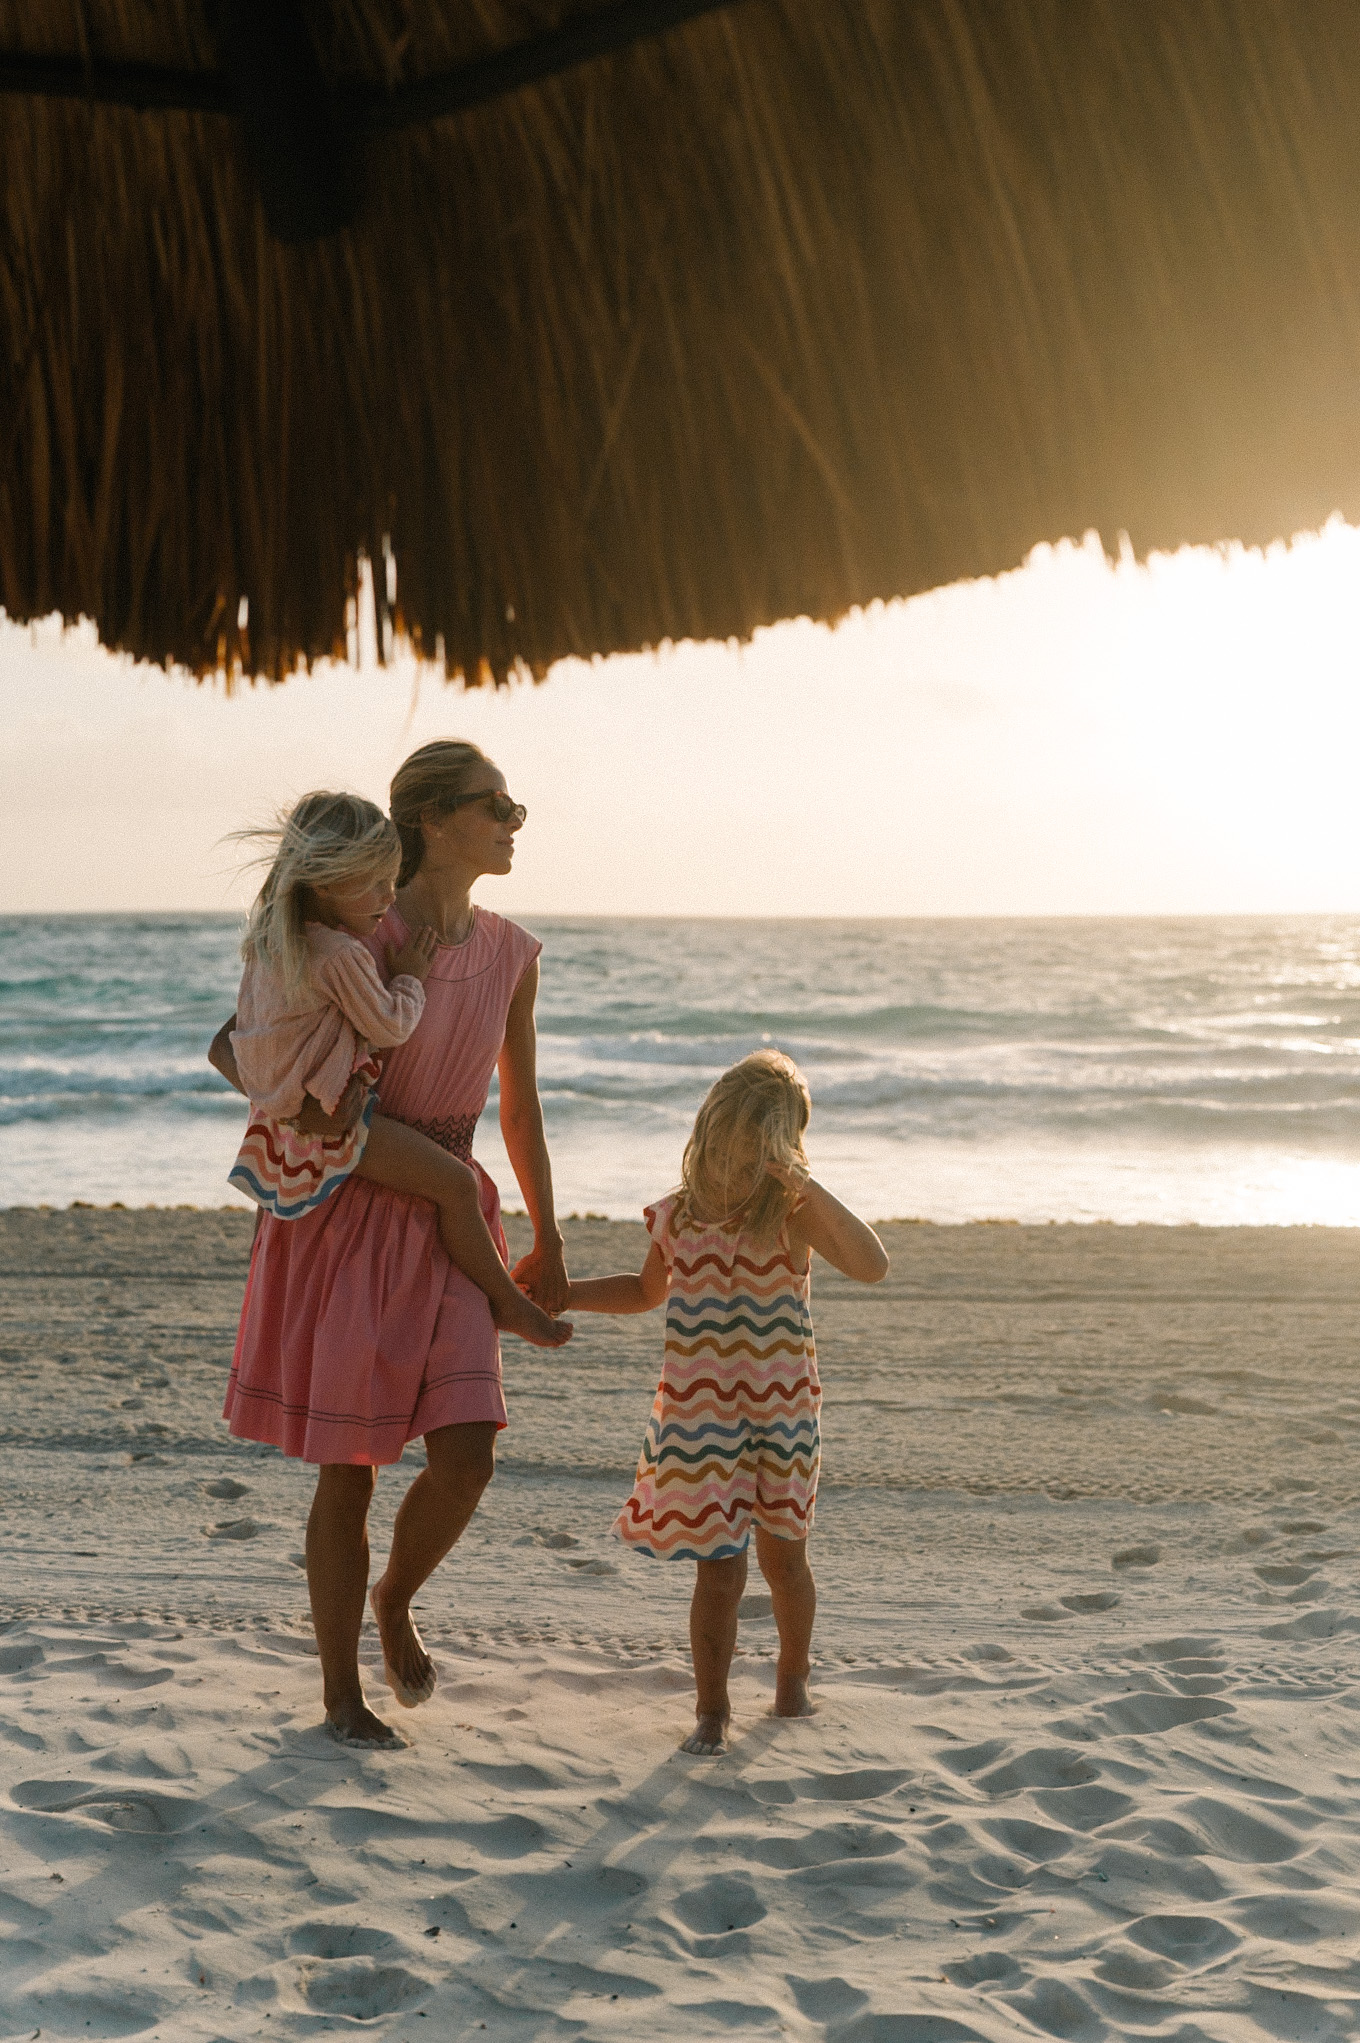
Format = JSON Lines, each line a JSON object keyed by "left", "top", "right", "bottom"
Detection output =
{"left": 226, "top": 789, "right": 570, "bottom": 1350}
{"left": 566, "top": 1048, "right": 886, "bottom": 1753}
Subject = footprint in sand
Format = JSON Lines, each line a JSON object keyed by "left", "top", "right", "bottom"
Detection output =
{"left": 787, "top": 1975, "right": 870, "bottom": 2021}
{"left": 203, "top": 1518, "right": 262, "bottom": 1540}
{"left": 1112, "top": 1544, "right": 1162, "bottom": 1568}
{"left": 1261, "top": 1609, "right": 1357, "bottom": 1641}
{"left": 671, "top": 1872, "right": 766, "bottom": 1935}
{"left": 1060, "top": 1592, "right": 1121, "bottom": 1613}
{"left": 300, "top": 1958, "right": 427, "bottom": 2021}
{"left": 747, "top": 1766, "right": 912, "bottom": 1805}
{"left": 1125, "top": 1912, "right": 1240, "bottom": 1965}
{"left": 288, "top": 1924, "right": 395, "bottom": 1958}
{"left": 1098, "top": 1692, "right": 1233, "bottom": 1735}
{"left": 749, "top": 1821, "right": 906, "bottom": 1870}
{"left": 11, "top": 1779, "right": 197, "bottom": 1833}
{"left": 203, "top": 1476, "right": 250, "bottom": 1500}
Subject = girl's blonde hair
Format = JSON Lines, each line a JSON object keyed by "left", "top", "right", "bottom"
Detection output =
{"left": 675, "top": 1049, "right": 812, "bottom": 1242}
{"left": 390, "top": 738, "right": 497, "bottom": 886}
{"left": 239, "top": 790, "right": 399, "bottom": 993}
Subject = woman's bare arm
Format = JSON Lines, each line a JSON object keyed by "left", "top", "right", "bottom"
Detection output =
{"left": 567, "top": 1243, "right": 668, "bottom": 1314}
{"left": 497, "top": 958, "right": 569, "bottom": 1313}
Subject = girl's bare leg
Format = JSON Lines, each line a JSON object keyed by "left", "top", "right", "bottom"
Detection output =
{"left": 683, "top": 1550, "right": 748, "bottom": 1754}
{"left": 369, "top": 1423, "right": 497, "bottom": 1702}
{"left": 754, "top": 1525, "right": 816, "bottom": 1717}
{"left": 357, "top": 1117, "right": 572, "bottom": 1349}
{"left": 306, "top": 1463, "right": 403, "bottom": 1748}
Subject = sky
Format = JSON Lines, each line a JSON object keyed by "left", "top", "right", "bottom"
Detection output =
{"left": 4, "top": 519, "right": 1360, "bottom": 918}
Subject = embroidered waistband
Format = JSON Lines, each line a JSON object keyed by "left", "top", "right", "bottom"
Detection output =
{"left": 406, "top": 1112, "right": 478, "bottom": 1163}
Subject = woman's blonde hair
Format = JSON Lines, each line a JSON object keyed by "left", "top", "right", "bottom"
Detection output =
{"left": 238, "top": 790, "right": 399, "bottom": 994}
{"left": 675, "top": 1049, "right": 812, "bottom": 1242}
{"left": 389, "top": 738, "right": 498, "bottom": 886}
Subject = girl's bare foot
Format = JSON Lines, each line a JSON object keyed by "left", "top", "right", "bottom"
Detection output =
{"left": 773, "top": 1673, "right": 815, "bottom": 1719}
{"left": 493, "top": 1288, "right": 573, "bottom": 1348}
{"left": 370, "top": 1580, "right": 436, "bottom": 1706}
{"left": 680, "top": 1710, "right": 731, "bottom": 1755}
{"left": 325, "top": 1696, "right": 407, "bottom": 1749}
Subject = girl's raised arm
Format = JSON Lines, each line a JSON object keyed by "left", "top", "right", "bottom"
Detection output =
{"left": 780, "top": 1171, "right": 890, "bottom": 1285}
{"left": 567, "top": 1243, "right": 668, "bottom": 1314}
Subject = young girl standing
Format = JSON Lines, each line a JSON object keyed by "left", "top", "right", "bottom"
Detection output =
{"left": 228, "top": 789, "right": 570, "bottom": 1354}
{"left": 566, "top": 1049, "right": 887, "bottom": 1754}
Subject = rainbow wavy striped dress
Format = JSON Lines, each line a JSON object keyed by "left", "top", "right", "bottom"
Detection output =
{"left": 613, "top": 1194, "right": 821, "bottom": 1561}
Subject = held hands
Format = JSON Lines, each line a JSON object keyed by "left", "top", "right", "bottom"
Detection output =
{"left": 511, "top": 1235, "right": 570, "bottom": 1317}
{"left": 386, "top": 924, "right": 439, "bottom": 983}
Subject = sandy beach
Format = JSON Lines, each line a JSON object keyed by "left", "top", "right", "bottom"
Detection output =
{"left": 3, "top": 1209, "right": 1360, "bottom": 2039}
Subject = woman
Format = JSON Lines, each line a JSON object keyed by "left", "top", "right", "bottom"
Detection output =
{"left": 210, "top": 739, "right": 569, "bottom": 1748}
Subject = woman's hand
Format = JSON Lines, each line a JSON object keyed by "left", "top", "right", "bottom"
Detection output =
{"left": 296, "top": 1074, "right": 370, "bottom": 1139}
{"left": 387, "top": 925, "right": 438, "bottom": 982}
{"left": 511, "top": 1234, "right": 570, "bottom": 1316}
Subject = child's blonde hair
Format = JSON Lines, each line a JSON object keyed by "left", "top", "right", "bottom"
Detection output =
{"left": 238, "top": 791, "right": 400, "bottom": 994}
{"left": 675, "top": 1049, "right": 812, "bottom": 1242}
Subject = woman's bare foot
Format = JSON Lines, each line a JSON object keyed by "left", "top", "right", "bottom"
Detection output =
{"left": 370, "top": 1579, "right": 436, "bottom": 1707}
{"left": 679, "top": 1709, "right": 731, "bottom": 1755}
{"left": 773, "top": 1672, "right": 815, "bottom": 1719}
{"left": 493, "top": 1287, "right": 574, "bottom": 1348}
{"left": 325, "top": 1696, "right": 407, "bottom": 1749}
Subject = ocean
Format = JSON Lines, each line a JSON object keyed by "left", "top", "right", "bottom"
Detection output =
{"left": 1, "top": 913, "right": 1358, "bottom": 1224}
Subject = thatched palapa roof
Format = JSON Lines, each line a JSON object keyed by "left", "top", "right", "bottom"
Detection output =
{"left": 5, "top": 1, "right": 1360, "bottom": 684}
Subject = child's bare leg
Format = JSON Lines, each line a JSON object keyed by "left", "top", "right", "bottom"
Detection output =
{"left": 683, "top": 1549, "right": 748, "bottom": 1754}
{"left": 306, "top": 1463, "right": 403, "bottom": 1748}
{"left": 754, "top": 1525, "right": 816, "bottom": 1717}
{"left": 357, "top": 1116, "right": 571, "bottom": 1348}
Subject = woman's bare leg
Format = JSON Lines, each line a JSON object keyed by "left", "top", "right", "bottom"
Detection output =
{"left": 754, "top": 1525, "right": 816, "bottom": 1717}
{"left": 306, "top": 1463, "right": 402, "bottom": 1748}
{"left": 357, "top": 1117, "right": 572, "bottom": 1349}
{"left": 369, "top": 1422, "right": 498, "bottom": 1702}
{"left": 682, "top": 1550, "right": 748, "bottom": 1754}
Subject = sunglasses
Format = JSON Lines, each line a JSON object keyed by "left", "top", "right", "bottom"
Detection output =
{"left": 444, "top": 789, "right": 527, "bottom": 826}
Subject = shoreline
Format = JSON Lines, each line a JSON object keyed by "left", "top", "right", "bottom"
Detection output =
{"left": 8, "top": 1199, "right": 1360, "bottom": 1231}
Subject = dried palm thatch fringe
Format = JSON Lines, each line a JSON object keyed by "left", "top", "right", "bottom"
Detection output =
{"left": 5, "top": 0, "right": 1360, "bottom": 685}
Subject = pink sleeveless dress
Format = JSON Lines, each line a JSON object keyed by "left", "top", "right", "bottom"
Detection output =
{"left": 223, "top": 905, "right": 541, "bottom": 1464}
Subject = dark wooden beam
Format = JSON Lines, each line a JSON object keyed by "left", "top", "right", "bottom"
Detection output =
{"left": 364, "top": 0, "right": 749, "bottom": 132}
{"left": 0, "top": 0, "right": 748, "bottom": 128}
{"left": 0, "top": 50, "right": 228, "bottom": 115}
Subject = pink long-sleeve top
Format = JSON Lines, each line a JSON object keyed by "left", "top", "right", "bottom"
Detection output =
{"left": 230, "top": 922, "right": 425, "bottom": 1121}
